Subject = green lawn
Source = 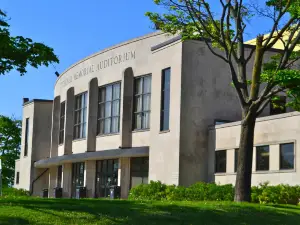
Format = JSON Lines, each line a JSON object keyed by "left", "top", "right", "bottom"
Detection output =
{"left": 0, "top": 197, "right": 300, "bottom": 225}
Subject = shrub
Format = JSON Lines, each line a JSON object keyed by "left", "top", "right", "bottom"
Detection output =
{"left": 129, "top": 181, "right": 234, "bottom": 201}
{"left": 2, "top": 187, "right": 29, "bottom": 197}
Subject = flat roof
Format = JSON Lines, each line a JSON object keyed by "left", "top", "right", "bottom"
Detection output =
{"left": 23, "top": 99, "right": 53, "bottom": 106}
{"left": 34, "top": 147, "right": 149, "bottom": 168}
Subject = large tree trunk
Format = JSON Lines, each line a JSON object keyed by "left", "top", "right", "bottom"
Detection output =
{"left": 234, "top": 115, "right": 256, "bottom": 202}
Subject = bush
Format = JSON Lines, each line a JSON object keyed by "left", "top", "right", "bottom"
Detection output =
{"left": 129, "top": 181, "right": 234, "bottom": 201}
{"left": 2, "top": 187, "right": 30, "bottom": 197}
{"left": 251, "top": 182, "right": 300, "bottom": 205}
{"left": 130, "top": 181, "right": 300, "bottom": 205}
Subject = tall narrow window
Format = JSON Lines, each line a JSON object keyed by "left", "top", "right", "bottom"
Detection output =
{"left": 16, "top": 172, "right": 20, "bottom": 184}
{"left": 133, "top": 75, "right": 151, "bottom": 130}
{"left": 215, "top": 150, "right": 226, "bottom": 173}
{"left": 234, "top": 149, "right": 239, "bottom": 172}
{"left": 97, "top": 83, "right": 121, "bottom": 135}
{"left": 160, "top": 68, "right": 171, "bottom": 131}
{"left": 280, "top": 143, "right": 294, "bottom": 170}
{"left": 24, "top": 118, "right": 29, "bottom": 157}
{"left": 57, "top": 165, "right": 63, "bottom": 188}
{"left": 73, "top": 92, "right": 88, "bottom": 139}
{"left": 256, "top": 145, "right": 270, "bottom": 171}
{"left": 59, "top": 102, "right": 65, "bottom": 144}
{"left": 270, "top": 96, "right": 286, "bottom": 115}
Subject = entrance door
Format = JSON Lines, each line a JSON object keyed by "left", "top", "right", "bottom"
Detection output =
{"left": 71, "top": 162, "right": 85, "bottom": 198}
{"left": 95, "top": 159, "right": 118, "bottom": 198}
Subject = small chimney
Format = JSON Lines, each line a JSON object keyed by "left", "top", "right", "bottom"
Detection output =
{"left": 23, "top": 98, "right": 29, "bottom": 104}
{"left": 55, "top": 71, "right": 60, "bottom": 77}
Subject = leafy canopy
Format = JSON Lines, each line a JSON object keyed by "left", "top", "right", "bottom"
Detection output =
{"left": 0, "top": 9, "right": 59, "bottom": 75}
{"left": 146, "top": 0, "right": 300, "bottom": 113}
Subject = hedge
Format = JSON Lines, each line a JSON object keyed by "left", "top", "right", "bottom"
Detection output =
{"left": 1, "top": 187, "right": 30, "bottom": 197}
{"left": 129, "top": 181, "right": 300, "bottom": 205}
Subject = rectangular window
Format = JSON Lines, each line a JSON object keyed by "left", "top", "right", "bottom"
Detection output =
{"left": 133, "top": 75, "right": 152, "bottom": 130}
{"left": 160, "top": 68, "right": 171, "bottom": 131}
{"left": 215, "top": 150, "right": 226, "bottom": 173}
{"left": 59, "top": 102, "right": 65, "bottom": 144}
{"left": 130, "top": 157, "right": 149, "bottom": 188}
{"left": 97, "top": 83, "right": 121, "bottom": 135}
{"left": 16, "top": 172, "right": 20, "bottom": 184}
{"left": 270, "top": 96, "right": 286, "bottom": 115}
{"left": 280, "top": 143, "right": 294, "bottom": 170}
{"left": 234, "top": 149, "right": 239, "bottom": 172}
{"left": 24, "top": 118, "right": 29, "bottom": 157}
{"left": 256, "top": 145, "right": 270, "bottom": 171}
{"left": 73, "top": 92, "right": 88, "bottom": 139}
{"left": 57, "top": 165, "right": 63, "bottom": 188}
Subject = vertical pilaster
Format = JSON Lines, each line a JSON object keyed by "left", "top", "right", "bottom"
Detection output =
{"left": 62, "top": 163, "right": 72, "bottom": 198}
{"left": 87, "top": 78, "right": 98, "bottom": 152}
{"left": 120, "top": 157, "right": 131, "bottom": 199}
{"left": 84, "top": 160, "right": 96, "bottom": 198}
{"left": 50, "top": 96, "right": 60, "bottom": 157}
{"left": 270, "top": 145, "right": 279, "bottom": 171}
{"left": 48, "top": 167, "right": 57, "bottom": 198}
{"left": 65, "top": 88, "right": 74, "bottom": 155}
{"left": 120, "top": 68, "right": 134, "bottom": 148}
{"left": 227, "top": 149, "right": 235, "bottom": 173}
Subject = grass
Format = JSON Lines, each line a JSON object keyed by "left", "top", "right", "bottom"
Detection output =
{"left": 0, "top": 197, "right": 300, "bottom": 225}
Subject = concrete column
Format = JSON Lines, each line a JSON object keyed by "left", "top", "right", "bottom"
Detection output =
{"left": 84, "top": 160, "right": 96, "bottom": 198}
{"left": 48, "top": 167, "right": 57, "bottom": 198}
{"left": 87, "top": 78, "right": 98, "bottom": 152}
{"left": 227, "top": 149, "right": 235, "bottom": 173}
{"left": 50, "top": 96, "right": 60, "bottom": 157}
{"left": 65, "top": 87, "right": 74, "bottom": 155}
{"left": 62, "top": 163, "right": 72, "bottom": 198}
{"left": 120, "top": 68, "right": 134, "bottom": 148}
{"left": 253, "top": 147, "right": 256, "bottom": 172}
{"left": 120, "top": 157, "right": 131, "bottom": 199}
{"left": 270, "top": 144, "right": 279, "bottom": 171}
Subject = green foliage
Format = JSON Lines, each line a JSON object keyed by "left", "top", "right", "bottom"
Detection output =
{"left": 0, "top": 115, "right": 21, "bottom": 187}
{"left": 2, "top": 187, "right": 29, "bottom": 197}
{"left": 0, "top": 9, "right": 59, "bottom": 75}
{"left": 251, "top": 182, "right": 300, "bottom": 205}
{"left": 129, "top": 181, "right": 234, "bottom": 201}
{"left": 130, "top": 181, "right": 300, "bottom": 205}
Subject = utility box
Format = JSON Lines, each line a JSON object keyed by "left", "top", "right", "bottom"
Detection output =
{"left": 75, "top": 187, "right": 86, "bottom": 199}
{"left": 109, "top": 186, "right": 121, "bottom": 199}
{"left": 54, "top": 187, "right": 62, "bottom": 198}
{"left": 42, "top": 189, "right": 48, "bottom": 198}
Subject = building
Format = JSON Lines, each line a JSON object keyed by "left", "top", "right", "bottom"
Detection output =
{"left": 14, "top": 31, "right": 299, "bottom": 198}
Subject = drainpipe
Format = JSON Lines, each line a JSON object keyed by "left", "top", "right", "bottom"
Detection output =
{"left": 30, "top": 168, "right": 49, "bottom": 196}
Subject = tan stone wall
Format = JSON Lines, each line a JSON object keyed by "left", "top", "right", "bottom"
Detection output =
{"left": 210, "top": 112, "right": 300, "bottom": 186}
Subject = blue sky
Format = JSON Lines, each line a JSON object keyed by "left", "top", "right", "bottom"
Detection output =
{"left": 0, "top": 0, "right": 271, "bottom": 118}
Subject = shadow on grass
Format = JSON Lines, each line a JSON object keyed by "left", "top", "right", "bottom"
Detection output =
{"left": 1, "top": 198, "right": 300, "bottom": 225}
{"left": 0, "top": 216, "right": 29, "bottom": 225}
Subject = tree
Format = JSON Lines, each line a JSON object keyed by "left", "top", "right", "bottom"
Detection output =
{"left": 0, "top": 115, "right": 21, "bottom": 187}
{"left": 0, "top": 9, "right": 59, "bottom": 75}
{"left": 146, "top": 0, "right": 300, "bottom": 202}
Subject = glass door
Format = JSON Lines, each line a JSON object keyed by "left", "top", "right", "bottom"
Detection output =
{"left": 95, "top": 159, "right": 118, "bottom": 198}
{"left": 71, "top": 162, "right": 85, "bottom": 198}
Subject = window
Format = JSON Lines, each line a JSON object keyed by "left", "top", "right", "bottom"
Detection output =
{"left": 97, "top": 83, "right": 121, "bottom": 135}
{"left": 73, "top": 92, "right": 87, "bottom": 139}
{"left": 214, "top": 120, "right": 232, "bottom": 125}
{"left": 280, "top": 143, "right": 294, "bottom": 170}
{"left": 131, "top": 157, "right": 149, "bottom": 188}
{"left": 71, "top": 162, "right": 85, "bottom": 198}
{"left": 57, "top": 165, "right": 62, "bottom": 188}
{"left": 215, "top": 150, "right": 226, "bottom": 173}
{"left": 160, "top": 68, "right": 171, "bottom": 131}
{"left": 270, "top": 96, "right": 286, "bottom": 115}
{"left": 234, "top": 149, "right": 239, "bottom": 172}
{"left": 24, "top": 118, "right": 29, "bottom": 157}
{"left": 133, "top": 75, "right": 151, "bottom": 130}
{"left": 16, "top": 172, "right": 20, "bottom": 184}
{"left": 59, "top": 102, "right": 65, "bottom": 144}
{"left": 256, "top": 145, "right": 270, "bottom": 171}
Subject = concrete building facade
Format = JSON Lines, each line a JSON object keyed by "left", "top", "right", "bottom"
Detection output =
{"left": 14, "top": 32, "right": 299, "bottom": 198}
